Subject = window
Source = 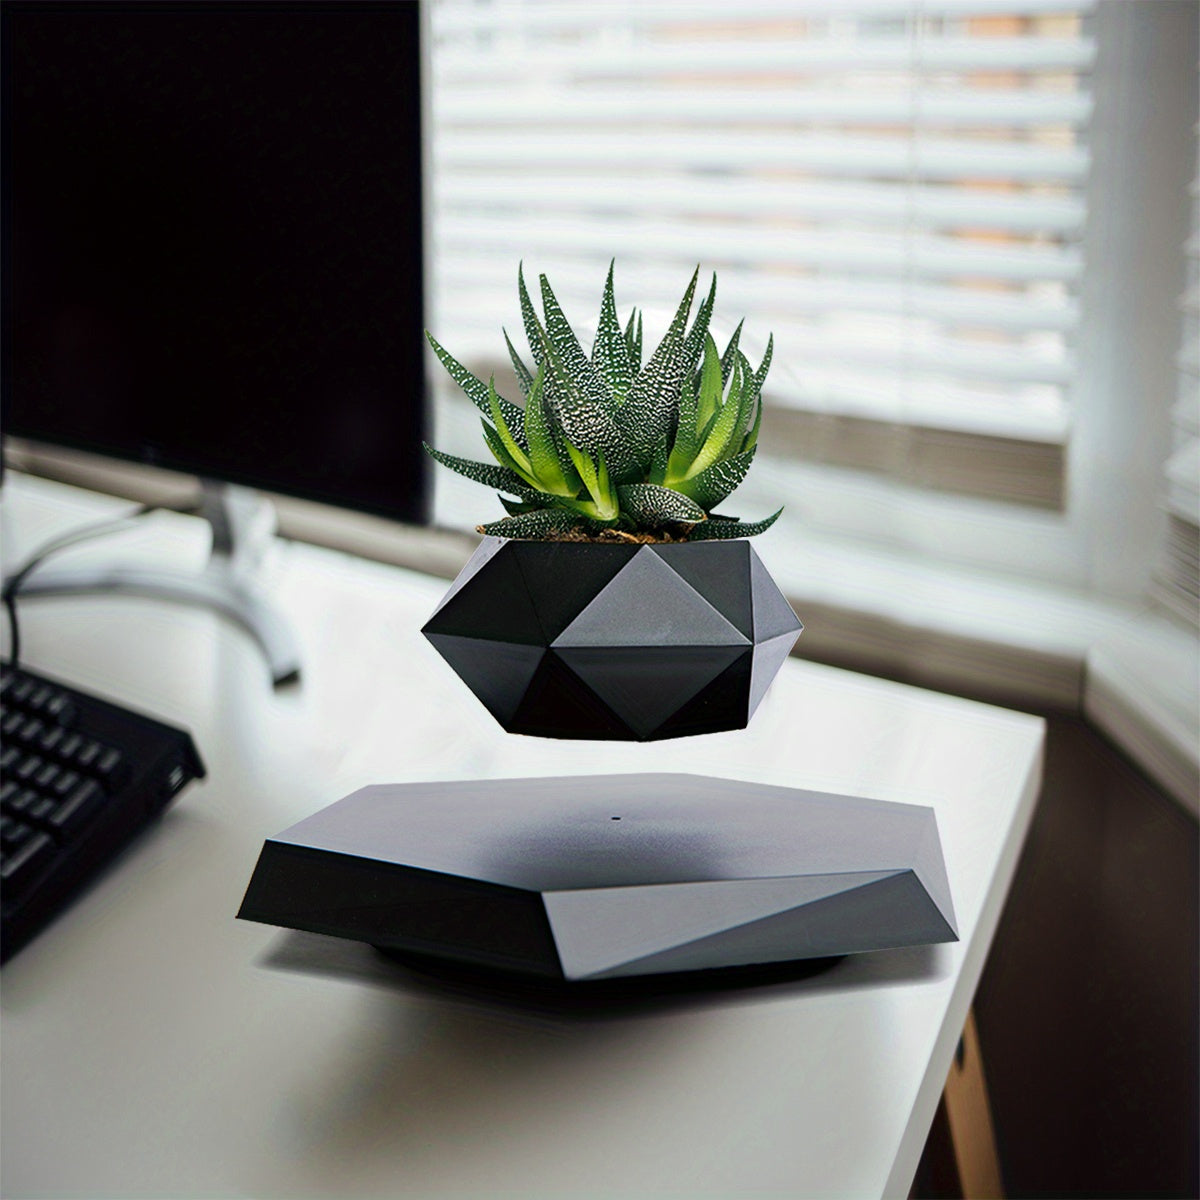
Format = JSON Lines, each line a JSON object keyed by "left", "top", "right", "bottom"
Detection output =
{"left": 426, "top": 1, "right": 1195, "bottom": 600}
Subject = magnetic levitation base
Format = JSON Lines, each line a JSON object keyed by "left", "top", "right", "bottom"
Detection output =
{"left": 237, "top": 774, "right": 958, "bottom": 982}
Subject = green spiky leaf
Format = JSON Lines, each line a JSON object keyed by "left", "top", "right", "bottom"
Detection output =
{"left": 426, "top": 331, "right": 528, "bottom": 449}
{"left": 720, "top": 319, "right": 744, "bottom": 389}
{"left": 687, "top": 354, "right": 746, "bottom": 478}
{"left": 540, "top": 273, "right": 616, "bottom": 417}
{"left": 478, "top": 508, "right": 582, "bottom": 539}
{"left": 617, "top": 483, "right": 706, "bottom": 527}
{"left": 683, "top": 507, "right": 783, "bottom": 540}
{"left": 693, "top": 332, "right": 724, "bottom": 440}
{"left": 617, "top": 267, "right": 699, "bottom": 454}
{"left": 487, "top": 376, "right": 534, "bottom": 478}
{"left": 675, "top": 447, "right": 756, "bottom": 510}
{"left": 481, "top": 420, "right": 539, "bottom": 489}
{"left": 624, "top": 307, "right": 643, "bottom": 373}
{"left": 498, "top": 494, "right": 541, "bottom": 517}
{"left": 742, "top": 389, "right": 765, "bottom": 455}
{"left": 518, "top": 263, "right": 545, "bottom": 368}
{"left": 523, "top": 364, "right": 579, "bottom": 496}
{"left": 592, "top": 261, "right": 634, "bottom": 403}
{"left": 648, "top": 431, "right": 671, "bottom": 487}
{"left": 504, "top": 328, "right": 534, "bottom": 397}
{"left": 528, "top": 293, "right": 640, "bottom": 484}
{"left": 422, "top": 444, "right": 539, "bottom": 500}
{"left": 753, "top": 332, "right": 774, "bottom": 394}
{"left": 681, "top": 273, "right": 717, "bottom": 379}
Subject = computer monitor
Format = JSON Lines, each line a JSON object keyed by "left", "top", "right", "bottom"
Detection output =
{"left": 2, "top": 0, "right": 429, "bottom": 526}
{"left": 2, "top": 1, "right": 430, "bottom": 683}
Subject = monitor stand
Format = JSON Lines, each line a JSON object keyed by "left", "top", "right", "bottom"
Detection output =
{"left": 15, "top": 481, "right": 302, "bottom": 686}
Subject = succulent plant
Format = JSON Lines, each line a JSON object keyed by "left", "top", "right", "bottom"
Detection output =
{"left": 424, "top": 263, "right": 781, "bottom": 541}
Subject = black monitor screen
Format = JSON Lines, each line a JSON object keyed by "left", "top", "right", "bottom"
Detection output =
{"left": 3, "top": 1, "right": 429, "bottom": 524}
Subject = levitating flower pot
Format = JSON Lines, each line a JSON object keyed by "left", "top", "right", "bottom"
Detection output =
{"left": 422, "top": 536, "right": 802, "bottom": 741}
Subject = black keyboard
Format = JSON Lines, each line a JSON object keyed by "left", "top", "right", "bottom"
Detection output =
{"left": 0, "top": 665, "right": 205, "bottom": 963}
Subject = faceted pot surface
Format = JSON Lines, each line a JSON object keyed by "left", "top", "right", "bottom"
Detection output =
{"left": 422, "top": 537, "right": 802, "bottom": 741}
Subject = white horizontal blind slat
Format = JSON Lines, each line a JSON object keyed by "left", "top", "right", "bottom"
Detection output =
{"left": 434, "top": 0, "right": 1095, "bottom": 36}
{"left": 430, "top": 0, "right": 1093, "bottom": 493}
{"left": 435, "top": 131, "right": 1088, "bottom": 182}
{"left": 438, "top": 264, "right": 1078, "bottom": 331}
{"left": 1153, "top": 126, "right": 1200, "bottom": 623}
{"left": 435, "top": 36, "right": 1095, "bottom": 76}
{"left": 438, "top": 175, "right": 1086, "bottom": 235}
{"left": 438, "top": 86, "right": 1092, "bottom": 127}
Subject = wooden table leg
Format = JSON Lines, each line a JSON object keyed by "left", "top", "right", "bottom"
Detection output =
{"left": 943, "top": 1007, "right": 1005, "bottom": 1199}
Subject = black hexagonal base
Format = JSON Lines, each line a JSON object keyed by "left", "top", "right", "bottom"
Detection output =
{"left": 237, "top": 774, "right": 958, "bottom": 982}
{"left": 422, "top": 538, "right": 802, "bottom": 741}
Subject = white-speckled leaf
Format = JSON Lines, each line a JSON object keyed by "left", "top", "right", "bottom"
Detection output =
{"left": 423, "top": 443, "right": 540, "bottom": 499}
{"left": 688, "top": 354, "right": 745, "bottom": 478}
{"left": 523, "top": 365, "right": 580, "bottom": 496}
{"left": 648, "top": 430, "right": 671, "bottom": 486}
{"left": 681, "top": 274, "right": 717, "bottom": 378}
{"left": 504, "top": 328, "right": 534, "bottom": 397}
{"left": 624, "top": 308, "right": 642, "bottom": 373}
{"left": 499, "top": 494, "right": 541, "bottom": 517}
{"left": 427, "top": 331, "right": 528, "bottom": 448}
{"left": 592, "top": 262, "right": 633, "bottom": 403}
{"left": 684, "top": 507, "right": 783, "bottom": 540}
{"left": 529, "top": 300, "right": 641, "bottom": 484}
{"left": 617, "top": 483, "right": 706, "bottom": 527}
{"left": 481, "top": 421, "right": 539, "bottom": 489}
{"left": 720, "top": 319, "right": 744, "bottom": 389}
{"left": 540, "top": 273, "right": 615, "bottom": 417}
{"left": 478, "top": 508, "right": 582, "bottom": 539}
{"left": 518, "top": 263, "right": 545, "bottom": 368}
{"left": 677, "top": 448, "right": 756, "bottom": 510}
{"left": 618, "top": 268, "right": 699, "bottom": 455}
{"left": 753, "top": 332, "right": 774, "bottom": 393}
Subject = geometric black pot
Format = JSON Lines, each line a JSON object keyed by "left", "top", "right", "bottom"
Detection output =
{"left": 237, "top": 773, "right": 958, "bottom": 981}
{"left": 422, "top": 537, "right": 802, "bottom": 741}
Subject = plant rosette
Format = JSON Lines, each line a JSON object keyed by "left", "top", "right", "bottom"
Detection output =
{"left": 422, "top": 264, "right": 802, "bottom": 740}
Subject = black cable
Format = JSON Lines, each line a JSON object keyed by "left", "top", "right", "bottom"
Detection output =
{"left": 1, "top": 500, "right": 201, "bottom": 670}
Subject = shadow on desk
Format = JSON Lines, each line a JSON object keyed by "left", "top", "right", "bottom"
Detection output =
{"left": 260, "top": 929, "right": 950, "bottom": 1019}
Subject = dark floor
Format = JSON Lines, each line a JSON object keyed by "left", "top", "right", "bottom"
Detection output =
{"left": 915, "top": 712, "right": 1198, "bottom": 1198}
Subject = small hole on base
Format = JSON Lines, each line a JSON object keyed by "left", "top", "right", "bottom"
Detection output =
{"left": 611, "top": 816, "right": 621, "bottom": 821}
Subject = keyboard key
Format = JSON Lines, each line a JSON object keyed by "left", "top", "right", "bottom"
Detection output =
{"left": 1, "top": 832, "right": 56, "bottom": 892}
{"left": 75, "top": 740, "right": 102, "bottom": 770}
{"left": 0, "top": 780, "right": 17, "bottom": 807}
{"left": 27, "top": 685, "right": 54, "bottom": 713}
{"left": 9, "top": 678, "right": 35, "bottom": 706}
{"left": 16, "top": 717, "right": 46, "bottom": 746}
{"left": 96, "top": 748, "right": 124, "bottom": 782}
{"left": 34, "top": 762, "right": 61, "bottom": 791}
{"left": 15, "top": 755, "right": 44, "bottom": 782}
{"left": 37, "top": 726, "right": 65, "bottom": 755}
{"left": 48, "top": 780, "right": 106, "bottom": 838}
{"left": 52, "top": 770, "right": 81, "bottom": 798}
{"left": 28, "top": 796, "right": 56, "bottom": 824}
{"left": 0, "top": 746, "right": 20, "bottom": 773}
{"left": 58, "top": 734, "right": 83, "bottom": 760}
{"left": 44, "top": 694, "right": 77, "bottom": 727}
{"left": 8, "top": 789, "right": 37, "bottom": 815}
{"left": 3, "top": 820, "right": 35, "bottom": 849}
{"left": 2, "top": 711, "right": 23, "bottom": 739}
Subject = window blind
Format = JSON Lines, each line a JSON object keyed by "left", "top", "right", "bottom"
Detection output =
{"left": 1155, "top": 152, "right": 1200, "bottom": 625}
{"left": 428, "top": 0, "right": 1094, "bottom": 508}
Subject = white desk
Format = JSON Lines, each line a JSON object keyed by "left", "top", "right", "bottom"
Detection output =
{"left": 0, "top": 474, "right": 1043, "bottom": 1199}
